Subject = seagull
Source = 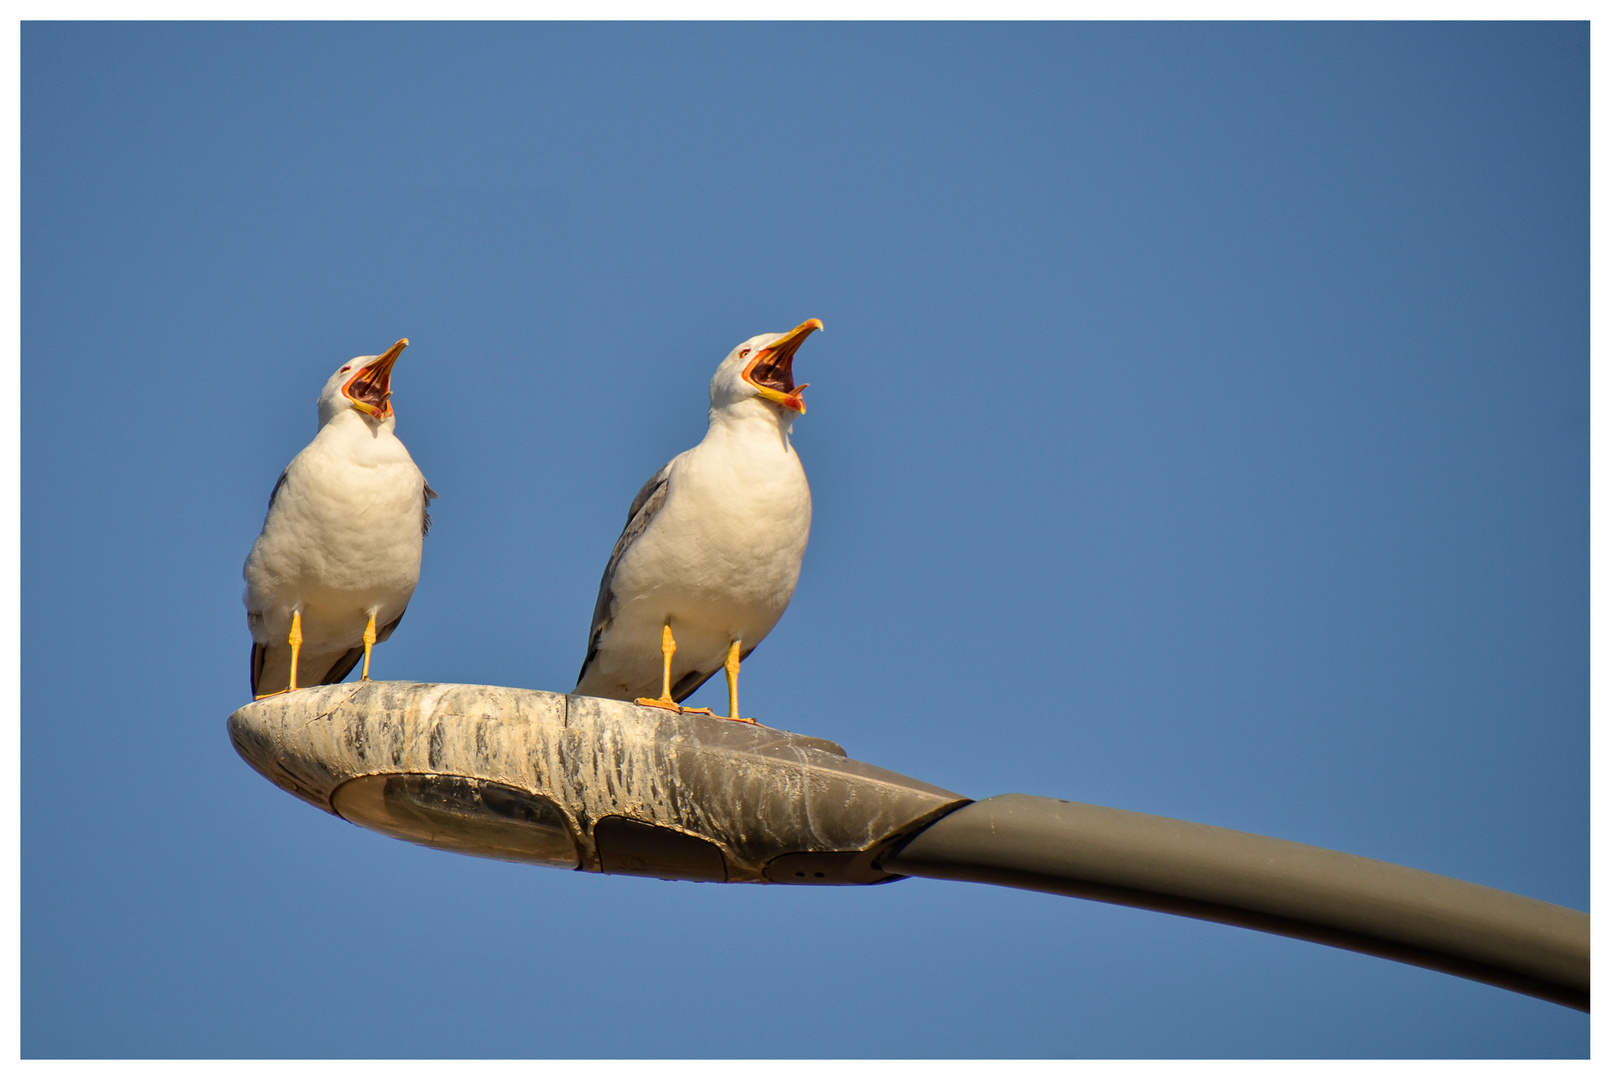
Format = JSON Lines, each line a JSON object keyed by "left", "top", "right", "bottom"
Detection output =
{"left": 242, "top": 339, "right": 436, "bottom": 697}
{"left": 575, "top": 319, "right": 821, "bottom": 723}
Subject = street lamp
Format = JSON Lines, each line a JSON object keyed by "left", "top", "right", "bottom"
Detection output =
{"left": 229, "top": 680, "right": 1589, "bottom": 1012}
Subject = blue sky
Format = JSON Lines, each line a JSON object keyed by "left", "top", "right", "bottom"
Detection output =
{"left": 22, "top": 22, "right": 1586, "bottom": 1058}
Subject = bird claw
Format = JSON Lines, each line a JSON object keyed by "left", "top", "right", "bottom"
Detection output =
{"left": 632, "top": 698, "right": 729, "bottom": 719}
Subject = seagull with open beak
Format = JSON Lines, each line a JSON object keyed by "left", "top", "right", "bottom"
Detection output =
{"left": 243, "top": 339, "right": 436, "bottom": 697}
{"left": 575, "top": 319, "right": 822, "bottom": 722}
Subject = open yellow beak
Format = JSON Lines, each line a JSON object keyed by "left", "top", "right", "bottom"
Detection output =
{"left": 741, "top": 319, "right": 821, "bottom": 413}
{"left": 343, "top": 338, "right": 407, "bottom": 419}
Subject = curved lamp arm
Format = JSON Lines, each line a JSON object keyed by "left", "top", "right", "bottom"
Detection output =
{"left": 228, "top": 681, "right": 1589, "bottom": 1012}
{"left": 884, "top": 795, "right": 1589, "bottom": 1011}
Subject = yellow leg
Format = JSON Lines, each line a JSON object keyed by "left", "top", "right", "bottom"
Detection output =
{"left": 636, "top": 623, "right": 683, "bottom": 711}
{"left": 361, "top": 613, "right": 377, "bottom": 680}
{"left": 660, "top": 622, "right": 675, "bottom": 700}
{"left": 287, "top": 610, "right": 303, "bottom": 692}
{"left": 724, "top": 640, "right": 754, "bottom": 723}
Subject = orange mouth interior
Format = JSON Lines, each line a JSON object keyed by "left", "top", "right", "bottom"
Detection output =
{"left": 742, "top": 319, "right": 821, "bottom": 413}
{"left": 343, "top": 338, "right": 406, "bottom": 418}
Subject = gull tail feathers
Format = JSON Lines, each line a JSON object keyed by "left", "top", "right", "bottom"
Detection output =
{"left": 250, "top": 643, "right": 372, "bottom": 697}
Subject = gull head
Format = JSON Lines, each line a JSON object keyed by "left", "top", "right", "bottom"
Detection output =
{"left": 317, "top": 338, "right": 407, "bottom": 427}
{"left": 709, "top": 319, "right": 822, "bottom": 417}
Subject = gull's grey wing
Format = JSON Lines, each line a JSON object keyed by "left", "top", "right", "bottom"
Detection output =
{"left": 316, "top": 612, "right": 406, "bottom": 685}
{"left": 422, "top": 481, "right": 437, "bottom": 537}
{"left": 320, "top": 646, "right": 365, "bottom": 687}
{"left": 668, "top": 642, "right": 756, "bottom": 705}
{"left": 671, "top": 667, "right": 715, "bottom": 703}
{"left": 576, "top": 460, "right": 674, "bottom": 686}
{"left": 249, "top": 611, "right": 407, "bottom": 696}
{"left": 250, "top": 640, "right": 268, "bottom": 697}
{"left": 262, "top": 469, "right": 290, "bottom": 526}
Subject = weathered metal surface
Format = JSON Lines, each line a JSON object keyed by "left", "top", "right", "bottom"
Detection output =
{"left": 228, "top": 681, "right": 1589, "bottom": 1009}
{"left": 227, "top": 680, "right": 968, "bottom": 884}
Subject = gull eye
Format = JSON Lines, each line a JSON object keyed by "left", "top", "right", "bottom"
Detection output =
{"left": 738, "top": 349, "right": 751, "bottom": 359}
{"left": 340, "top": 366, "right": 352, "bottom": 374}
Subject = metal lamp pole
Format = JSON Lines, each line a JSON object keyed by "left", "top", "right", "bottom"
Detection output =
{"left": 229, "top": 681, "right": 1589, "bottom": 1012}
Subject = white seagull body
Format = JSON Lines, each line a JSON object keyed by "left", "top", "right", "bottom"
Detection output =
{"left": 575, "top": 320, "right": 822, "bottom": 717}
{"left": 243, "top": 339, "right": 435, "bottom": 696}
